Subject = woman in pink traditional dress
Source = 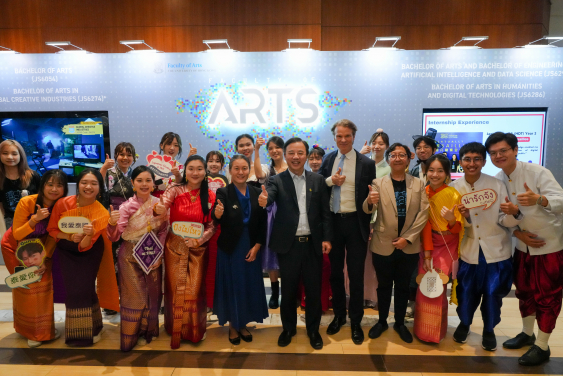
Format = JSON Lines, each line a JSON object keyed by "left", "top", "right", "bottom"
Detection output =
{"left": 107, "top": 166, "right": 169, "bottom": 352}
{"left": 155, "top": 155, "right": 216, "bottom": 349}
{"left": 414, "top": 154, "right": 463, "bottom": 343}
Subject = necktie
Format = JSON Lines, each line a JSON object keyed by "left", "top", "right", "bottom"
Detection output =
{"left": 332, "top": 154, "right": 346, "bottom": 213}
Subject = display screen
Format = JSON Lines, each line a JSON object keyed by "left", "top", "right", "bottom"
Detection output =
{"left": 0, "top": 111, "right": 110, "bottom": 181}
{"left": 422, "top": 108, "right": 547, "bottom": 179}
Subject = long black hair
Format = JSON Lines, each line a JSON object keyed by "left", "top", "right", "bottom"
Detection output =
{"left": 131, "top": 165, "right": 156, "bottom": 182}
{"left": 35, "top": 169, "right": 69, "bottom": 213}
{"left": 177, "top": 155, "right": 210, "bottom": 216}
{"left": 76, "top": 168, "right": 106, "bottom": 204}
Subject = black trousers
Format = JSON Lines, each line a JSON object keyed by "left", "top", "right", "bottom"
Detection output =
{"left": 329, "top": 214, "right": 367, "bottom": 325}
{"left": 277, "top": 238, "right": 323, "bottom": 333}
{"left": 372, "top": 249, "right": 419, "bottom": 326}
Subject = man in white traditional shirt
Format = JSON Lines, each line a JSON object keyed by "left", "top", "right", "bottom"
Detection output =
{"left": 450, "top": 142, "right": 522, "bottom": 352}
{"left": 486, "top": 132, "right": 563, "bottom": 367}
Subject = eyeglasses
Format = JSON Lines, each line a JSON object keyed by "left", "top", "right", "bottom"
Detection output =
{"left": 416, "top": 145, "right": 432, "bottom": 151}
{"left": 461, "top": 157, "right": 483, "bottom": 163}
{"left": 489, "top": 148, "right": 512, "bottom": 158}
{"left": 389, "top": 153, "right": 408, "bottom": 160}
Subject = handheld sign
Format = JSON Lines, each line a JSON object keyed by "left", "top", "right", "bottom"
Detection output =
{"left": 16, "top": 239, "right": 46, "bottom": 268}
{"left": 58, "top": 216, "right": 91, "bottom": 233}
{"left": 146, "top": 150, "right": 183, "bottom": 179}
{"left": 133, "top": 232, "right": 164, "bottom": 275}
{"left": 5, "top": 266, "right": 42, "bottom": 289}
{"left": 417, "top": 260, "right": 448, "bottom": 299}
{"left": 461, "top": 188, "right": 498, "bottom": 210}
{"left": 172, "top": 221, "right": 203, "bottom": 239}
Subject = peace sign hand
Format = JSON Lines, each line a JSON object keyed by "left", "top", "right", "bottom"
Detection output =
{"left": 34, "top": 204, "right": 51, "bottom": 221}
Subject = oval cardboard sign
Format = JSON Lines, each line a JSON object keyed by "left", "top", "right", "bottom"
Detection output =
{"left": 5, "top": 266, "right": 41, "bottom": 289}
{"left": 58, "top": 216, "right": 92, "bottom": 233}
{"left": 171, "top": 221, "right": 203, "bottom": 239}
{"left": 461, "top": 188, "right": 497, "bottom": 210}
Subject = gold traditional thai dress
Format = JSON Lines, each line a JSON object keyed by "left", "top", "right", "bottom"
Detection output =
{"left": 160, "top": 184, "right": 216, "bottom": 349}
{"left": 47, "top": 196, "right": 119, "bottom": 346}
{"left": 414, "top": 184, "right": 464, "bottom": 343}
{"left": 1, "top": 195, "right": 57, "bottom": 342}
{"left": 107, "top": 195, "right": 168, "bottom": 352}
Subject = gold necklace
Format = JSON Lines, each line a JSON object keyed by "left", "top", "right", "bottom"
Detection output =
{"left": 187, "top": 188, "right": 200, "bottom": 203}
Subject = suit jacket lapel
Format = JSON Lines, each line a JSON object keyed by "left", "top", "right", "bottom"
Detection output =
{"left": 405, "top": 174, "right": 414, "bottom": 213}
{"left": 305, "top": 170, "right": 312, "bottom": 213}
{"left": 280, "top": 170, "right": 298, "bottom": 207}
{"left": 383, "top": 176, "right": 397, "bottom": 214}
{"left": 228, "top": 184, "right": 243, "bottom": 221}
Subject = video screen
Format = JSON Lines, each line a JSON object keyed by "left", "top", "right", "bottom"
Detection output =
{"left": 422, "top": 108, "right": 547, "bottom": 179}
{"left": 0, "top": 111, "right": 110, "bottom": 181}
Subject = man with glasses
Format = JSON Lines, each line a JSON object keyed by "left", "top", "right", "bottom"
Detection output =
{"left": 486, "top": 132, "right": 563, "bottom": 366}
{"left": 362, "top": 143, "right": 428, "bottom": 343}
{"left": 409, "top": 136, "right": 438, "bottom": 185}
{"left": 450, "top": 142, "right": 522, "bottom": 352}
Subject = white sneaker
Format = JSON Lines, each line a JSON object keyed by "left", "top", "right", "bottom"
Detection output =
{"left": 27, "top": 339, "right": 42, "bottom": 348}
{"left": 137, "top": 337, "right": 147, "bottom": 346}
{"left": 200, "top": 333, "right": 207, "bottom": 341}
{"left": 93, "top": 327, "right": 104, "bottom": 344}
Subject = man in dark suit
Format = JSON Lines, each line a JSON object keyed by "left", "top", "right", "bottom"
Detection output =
{"left": 319, "top": 119, "right": 376, "bottom": 344}
{"left": 259, "top": 137, "right": 333, "bottom": 350}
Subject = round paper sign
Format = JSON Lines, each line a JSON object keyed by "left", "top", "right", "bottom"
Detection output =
{"left": 172, "top": 221, "right": 203, "bottom": 239}
{"left": 58, "top": 216, "right": 91, "bottom": 233}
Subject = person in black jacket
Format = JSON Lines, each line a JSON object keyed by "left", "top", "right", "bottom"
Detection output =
{"left": 259, "top": 137, "right": 333, "bottom": 350}
{"left": 319, "top": 119, "right": 376, "bottom": 345}
{"left": 212, "top": 155, "right": 269, "bottom": 345}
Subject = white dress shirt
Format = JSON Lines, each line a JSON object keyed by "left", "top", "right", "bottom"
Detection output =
{"left": 496, "top": 161, "right": 563, "bottom": 256}
{"left": 450, "top": 173, "right": 522, "bottom": 264}
{"left": 326, "top": 149, "right": 356, "bottom": 213}
{"left": 289, "top": 170, "right": 311, "bottom": 236}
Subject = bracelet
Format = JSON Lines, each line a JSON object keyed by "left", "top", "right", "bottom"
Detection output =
{"left": 67, "top": 233, "right": 73, "bottom": 241}
{"left": 108, "top": 219, "right": 117, "bottom": 226}
{"left": 424, "top": 256, "right": 432, "bottom": 260}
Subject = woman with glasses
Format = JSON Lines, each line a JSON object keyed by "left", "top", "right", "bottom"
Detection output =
{"left": 362, "top": 143, "right": 429, "bottom": 344}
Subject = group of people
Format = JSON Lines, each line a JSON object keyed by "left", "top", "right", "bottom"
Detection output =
{"left": 1, "top": 121, "right": 562, "bottom": 368}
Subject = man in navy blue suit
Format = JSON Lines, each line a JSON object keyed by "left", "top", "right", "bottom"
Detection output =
{"left": 319, "top": 119, "right": 376, "bottom": 345}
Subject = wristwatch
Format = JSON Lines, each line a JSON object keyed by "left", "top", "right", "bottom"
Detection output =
{"left": 536, "top": 195, "right": 544, "bottom": 206}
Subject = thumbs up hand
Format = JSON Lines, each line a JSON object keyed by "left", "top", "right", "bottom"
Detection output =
{"left": 103, "top": 153, "right": 115, "bottom": 169}
{"left": 441, "top": 205, "right": 456, "bottom": 222}
{"left": 82, "top": 219, "right": 97, "bottom": 236}
{"left": 331, "top": 167, "right": 346, "bottom": 186}
{"left": 188, "top": 143, "right": 197, "bottom": 157}
{"left": 360, "top": 140, "right": 370, "bottom": 155}
{"left": 214, "top": 200, "right": 225, "bottom": 219}
{"left": 255, "top": 137, "right": 265, "bottom": 151}
{"left": 500, "top": 196, "right": 519, "bottom": 215}
{"left": 517, "top": 182, "right": 541, "bottom": 206}
{"left": 33, "top": 204, "right": 51, "bottom": 221}
{"left": 155, "top": 196, "right": 166, "bottom": 215}
{"left": 367, "top": 184, "right": 379, "bottom": 205}
{"left": 109, "top": 205, "right": 120, "bottom": 225}
{"left": 258, "top": 185, "right": 268, "bottom": 208}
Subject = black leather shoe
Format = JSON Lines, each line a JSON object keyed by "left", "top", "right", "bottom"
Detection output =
{"left": 393, "top": 323, "right": 413, "bottom": 343}
{"left": 229, "top": 334, "right": 240, "bottom": 345}
{"left": 503, "top": 332, "right": 536, "bottom": 349}
{"left": 326, "top": 316, "right": 346, "bottom": 335}
{"left": 239, "top": 328, "right": 252, "bottom": 343}
{"left": 351, "top": 324, "right": 364, "bottom": 345}
{"left": 308, "top": 331, "right": 323, "bottom": 350}
{"left": 481, "top": 330, "right": 497, "bottom": 351}
{"left": 518, "top": 345, "right": 550, "bottom": 366}
{"left": 453, "top": 323, "right": 470, "bottom": 344}
{"left": 368, "top": 322, "right": 389, "bottom": 339}
{"left": 277, "top": 329, "right": 296, "bottom": 347}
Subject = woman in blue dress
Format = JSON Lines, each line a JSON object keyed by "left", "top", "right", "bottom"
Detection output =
{"left": 212, "top": 155, "right": 269, "bottom": 345}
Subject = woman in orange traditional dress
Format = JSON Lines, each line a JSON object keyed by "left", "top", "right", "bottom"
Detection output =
{"left": 1, "top": 170, "right": 68, "bottom": 347}
{"left": 47, "top": 168, "right": 119, "bottom": 346}
{"left": 155, "top": 155, "right": 216, "bottom": 349}
{"left": 414, "top": 154, "right": 464, "bottom": 343}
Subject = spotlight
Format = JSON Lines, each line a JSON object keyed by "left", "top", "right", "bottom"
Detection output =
{"left": 0, "top": 45, "right": 19, "bottom": 54}
{"left": 520, "top": 36, "right": 563, "bottom": 49}
{"left": 119, "top": 40, "right": 160, "bottom": 53}
{"left": 363, "top": 36, "right": 402, "bottom": 51}
{"left": 45, "top": 41, "right": 90, "bottom": 54}
{"left": 446, "top": 36, "right": 488, "bottom": 50}
{"left": 202, "top": 39, "right": 235, "bottom": 52}
{"left": 283, "top": 39, "right": 315, "bottom": 52}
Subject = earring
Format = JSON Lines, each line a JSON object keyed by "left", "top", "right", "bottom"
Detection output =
{"left": 133, "top": 188, "right": 136, "bottom": 192}
{"left": 151, "top": 187, "right": 155, "bottom": 192}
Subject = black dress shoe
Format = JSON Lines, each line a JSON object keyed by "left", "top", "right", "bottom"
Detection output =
{"left": 518, "top": 345, "right": 550, "bottom": 366}
{"left": 393, "top": 323, "right": 413, "bottom": 343}
{"left": 239, "top": 328, "right": 252, "bottom": 343}
{"left": 308, "top": 331, "right": 323, "bottom": 350}
{"left": 368, "top": 322, "right": 389, "bottom": 339}
{"left": 453, "top": 323, "right": 470, "bottom": 344}
{"left": 481, "top": 330, "right": 497, "bottom": 351}
{"left": 277, "top": 329, "right": 296, "bottom": 347}
{"left": 269, "top": 282, "right": 280, "bottom": 309}
{"left": 503, "top": 332, "right": 536, "bottom": 349}
{"left": 351, "top": 324, "right": 364, "bottom": 345}
{"left": 229, "top": 334, "right": 240, "bottom": 345}
{"left": 326, "top": 316, "right": 346, "bottom": 335}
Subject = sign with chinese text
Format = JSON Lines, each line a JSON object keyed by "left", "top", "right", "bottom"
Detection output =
{"left": 58, "top": 216, "right": 91, "bottom": 233}
{"left": 5, "top": 266, "right": 42, "bottom": 289}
